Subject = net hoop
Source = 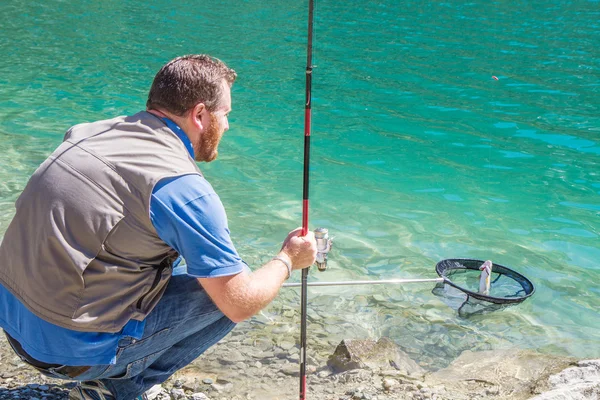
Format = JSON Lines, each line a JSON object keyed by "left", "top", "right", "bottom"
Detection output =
{"left": 435, "top": 258, "right": 535, "bottom": 304}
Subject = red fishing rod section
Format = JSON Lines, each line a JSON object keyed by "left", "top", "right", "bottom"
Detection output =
{"left": 300, "top": 0, "right": 315, "bottom": 398}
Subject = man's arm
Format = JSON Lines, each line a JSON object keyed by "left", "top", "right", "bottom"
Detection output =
{"left": 150, "top": 175, "right": 317, "bottom": 323}
{"left": 199, "top": 229, "right": 316, "bottom": 323}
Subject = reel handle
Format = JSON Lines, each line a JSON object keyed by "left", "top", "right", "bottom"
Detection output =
{"left": 314, "top": 227, "right": 332, "bottom": 271}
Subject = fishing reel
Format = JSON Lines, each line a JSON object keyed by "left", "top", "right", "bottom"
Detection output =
{"left": 314, "top": 227, "right": 333, "bottom": 271}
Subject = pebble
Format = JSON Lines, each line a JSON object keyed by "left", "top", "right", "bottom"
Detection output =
{"left": 318, "top": 370, "right": 332, "bottom": 378}
{"left": 382, "top": 378, "right": 397, "bottom": 391}
{"left": 217, "top": 352, "right": 245, "bottom": 365}
{"left": 170, "top": 388, "right": 186, "bottom": 399}
{"left": 278, "top": 341, "right": 295, "bottom": 350}
{"left": 211, "top": 382, "right": 233, "bottom": 393}
{"left": 172, "top": 379, "right": 184, "bottom": 388}
{"left": 279, "top": 364, "right": 299, "bottom": 377}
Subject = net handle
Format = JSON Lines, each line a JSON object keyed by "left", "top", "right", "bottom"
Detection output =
{"left": 283, "top": 277, "right": 444, "bottom": 288}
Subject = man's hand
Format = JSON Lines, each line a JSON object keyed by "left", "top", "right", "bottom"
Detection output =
{"left": 278, "top": 228, "right": 317, "bottom": 270}
{"left": 199, "top": 227, "right": 318, "bottom": 323}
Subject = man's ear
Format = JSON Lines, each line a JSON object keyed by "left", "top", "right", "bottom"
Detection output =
{"left": 191, "top": 103, "right": 207, "bottom": 130}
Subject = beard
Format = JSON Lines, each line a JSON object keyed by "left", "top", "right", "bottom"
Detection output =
{"left": 195, "top": 113, "right": 223, "bottom": 162}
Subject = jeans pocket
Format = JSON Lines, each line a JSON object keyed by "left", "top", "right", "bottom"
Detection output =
{"left": 109, "top": 347, "right": 170, "bottom": 380}
{"left": 43, "top": 365, "right": 72, "bottom": 380}
{"left": 99, "top": 327, "right": 171, "bottom": 380}
{"left": 45, "top": 364, "right": 110, "bottom": 380}
{"left": 119, "top": 327, "right": 171, "bottom": 350}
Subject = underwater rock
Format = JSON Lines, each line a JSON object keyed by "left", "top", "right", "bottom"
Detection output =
{"left": 327, "top": 337, "right": 424, "bottom": 375}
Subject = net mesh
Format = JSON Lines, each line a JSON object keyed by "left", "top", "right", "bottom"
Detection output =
{"left": 432, "top": 259, "right": 535, "bottom": 316}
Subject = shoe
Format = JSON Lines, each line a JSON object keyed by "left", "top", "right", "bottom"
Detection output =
{"left": 143, "top": 384, "right": 163, "bottom": 400}
{"left": 69, "top": 380, "right": 157, "bottom": 400}
{"left": 69, "top": 381, "right": 115, "bottom": 400}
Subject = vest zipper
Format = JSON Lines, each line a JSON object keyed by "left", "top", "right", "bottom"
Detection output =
{"left": 136, "top": 263, "right": 167, "bottom": 310}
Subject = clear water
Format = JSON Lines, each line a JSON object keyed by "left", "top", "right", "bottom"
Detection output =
{"left": 1, "top": 0, "right": 599, "bottom": 368}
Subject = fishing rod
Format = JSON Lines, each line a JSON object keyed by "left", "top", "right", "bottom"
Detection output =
{"left": 299, "top": 0, "right": 315, "bottom": 398}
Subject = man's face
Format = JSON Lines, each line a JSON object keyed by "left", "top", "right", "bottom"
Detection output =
{"left": 195, "top": 80, "right": 231, "bottom": 162}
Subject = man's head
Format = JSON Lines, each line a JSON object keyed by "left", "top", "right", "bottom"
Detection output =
{"left": 147, "top": 55, "right": 236, "bottom": 162}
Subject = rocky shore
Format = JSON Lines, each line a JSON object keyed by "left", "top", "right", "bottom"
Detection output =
{"left": 0, "top": 291, "right": 599, "bottom": 400}
{"left": 1, "top": 319, "right": 599, "bottom": 400}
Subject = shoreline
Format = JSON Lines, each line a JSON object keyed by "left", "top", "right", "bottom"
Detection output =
{"left": 1, "top": 316, "right": 599, "bottom": 400}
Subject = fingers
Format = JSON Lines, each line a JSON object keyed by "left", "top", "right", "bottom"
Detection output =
{"left": 280, "top": 227, "right": 318, "bottom": 270}
{"left": 302, "top": 231, "right": 316, "bottom": 242}
{"left": 288, "top": 227, "right": 303, "bottom": 236}
{"left": 287, "top": 227, "right": 316, "bottom": 241}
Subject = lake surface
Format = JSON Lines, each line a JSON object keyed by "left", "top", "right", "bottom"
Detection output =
{"left": 0, "top": 0, "right": 599, "bottom": 368}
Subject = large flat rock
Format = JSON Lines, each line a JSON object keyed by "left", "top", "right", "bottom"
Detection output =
{"left": 426, "top": 349, "right": 576, "bottom": 399}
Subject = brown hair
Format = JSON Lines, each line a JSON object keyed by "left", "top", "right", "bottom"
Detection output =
{"left": 146, "top": 54, "right": 237, "bottom": 116}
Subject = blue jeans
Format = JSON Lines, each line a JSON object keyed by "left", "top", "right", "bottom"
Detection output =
{"left": 50, "top": 270, "right": 236, "bottom": 400}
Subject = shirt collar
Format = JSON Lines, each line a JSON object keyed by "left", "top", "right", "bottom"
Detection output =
{"left": 161, "top": 117, "right": 195, "bottom": 159}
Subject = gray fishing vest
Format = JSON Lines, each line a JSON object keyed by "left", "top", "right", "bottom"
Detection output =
{"left": 0, "top": 111, "right": 201, "bottom": 332}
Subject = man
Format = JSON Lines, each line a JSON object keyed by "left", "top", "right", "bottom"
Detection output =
{"left": 0, "top": 54, "right": 317, "bottom": 400}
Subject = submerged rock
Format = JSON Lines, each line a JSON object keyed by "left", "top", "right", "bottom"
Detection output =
{"left": 327, "top": 338, "right": 424, "bottom": 376}
{"left": 426, "top": 349, "right": 576, "bottom": 399}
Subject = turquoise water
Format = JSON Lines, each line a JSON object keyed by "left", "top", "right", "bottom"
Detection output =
{"left": 1, "top": 0, "right": 599, "bottom": 368}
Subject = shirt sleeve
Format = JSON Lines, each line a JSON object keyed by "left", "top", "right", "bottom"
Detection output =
{"left": 149, "top": 174, "right": 247, "bottom": 278}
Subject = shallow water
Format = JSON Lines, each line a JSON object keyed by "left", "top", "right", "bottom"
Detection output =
{"left": 0, "top": 0, "right": 599, "bottom": 368}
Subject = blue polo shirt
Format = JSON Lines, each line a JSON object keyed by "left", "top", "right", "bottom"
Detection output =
{"left": 0, "top": 118, "right": 246, "bottom": 366}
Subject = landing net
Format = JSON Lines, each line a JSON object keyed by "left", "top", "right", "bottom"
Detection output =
{"left": 432, "top": 258, "right": 535, "bottom": 316}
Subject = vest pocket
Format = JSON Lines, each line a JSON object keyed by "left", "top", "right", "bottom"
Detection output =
{"left": 135, "top": 258, "right": 172, "bottom": 311}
